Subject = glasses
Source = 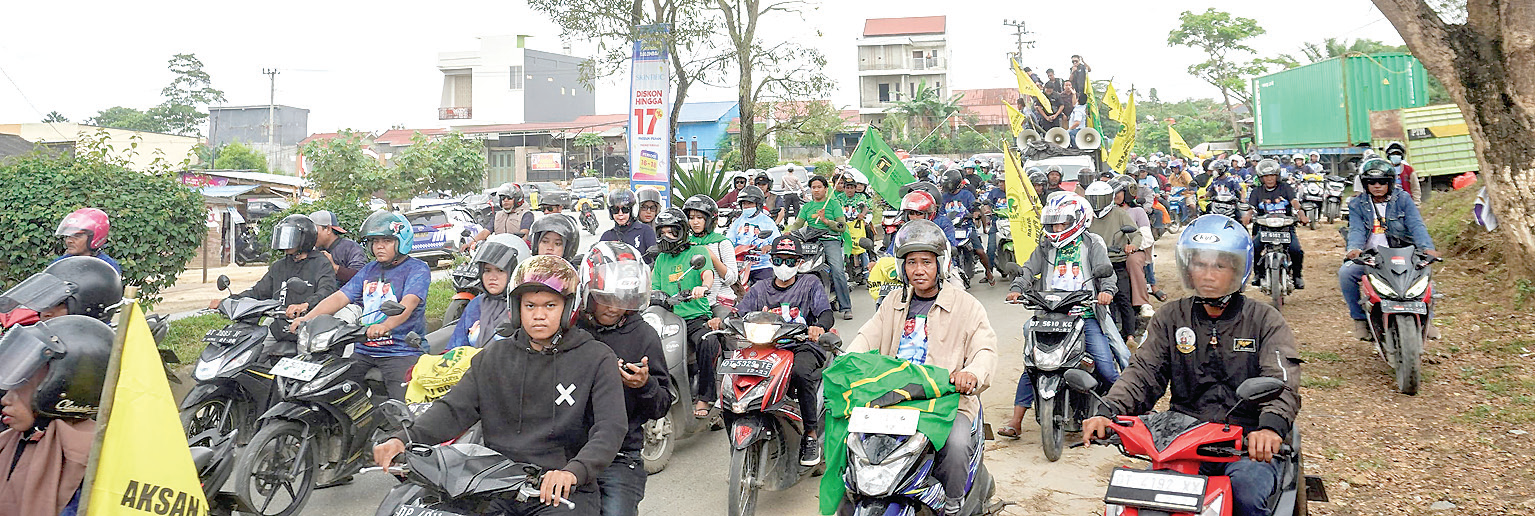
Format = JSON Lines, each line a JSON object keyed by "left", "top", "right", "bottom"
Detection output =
{"left": 542, "top": 206, "right": 559, "bottom": 213}
{"left": 770, "top": 256, "right": 799, "bottom": 266}
{"left": 1363, "top": 178, "right": 1393, "bottom": 186}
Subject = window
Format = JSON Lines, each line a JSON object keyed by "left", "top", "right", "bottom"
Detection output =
{"left": 509, "top": 65, "right": 524, "bottom": 90}
{"left": 878, "top": 83, "right": 890, "bottom": 102}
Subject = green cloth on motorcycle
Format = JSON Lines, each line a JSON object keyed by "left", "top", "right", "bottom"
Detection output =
{"left": 819, "top": 351, "right": 961, "bottom": 515}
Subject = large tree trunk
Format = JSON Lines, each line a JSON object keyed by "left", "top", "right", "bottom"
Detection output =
{"left": 1372, "top": 0, "right": 1535, "bottom": 273}
{"left": 1220, "top": 87, "right": 1242, "bottom": 136}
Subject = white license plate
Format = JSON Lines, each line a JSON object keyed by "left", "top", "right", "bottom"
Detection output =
{"left": 718, "top": 359, "right": 774, "bottom": 377}
{"left": 847, "top": 407, "right": 919, "bottom": 436}
{"left": 1105, "top": 468, "right": 1207, "bottom": 512}
{"left": 955, "top": 230, "right": 968, "bottom": 239}
{"left": 271, "top": 357, "right": 323, "bottom": 381}
{"left": 1259, "top": 231, "right": 1292, "bottom": 244}
{"left": 394, "top": 506, "right": 464, "bottom": 516}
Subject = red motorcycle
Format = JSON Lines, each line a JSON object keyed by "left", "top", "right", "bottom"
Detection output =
{"left": 1064, "top": 370, "right": 1326, "bottom": 516}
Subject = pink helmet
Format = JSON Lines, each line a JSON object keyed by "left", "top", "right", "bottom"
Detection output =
{"left": 1041, "top": 192, "right": 1093, "bottom": 245}
{"left": 55, "top": 208, "right": 110, "bottom": 250}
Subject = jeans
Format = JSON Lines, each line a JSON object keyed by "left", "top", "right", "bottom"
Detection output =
{"left": 344, "top": 353, "right": 418, "bottom": 400}
{"left": 685, "top": 317, "right": 721, "bottom": 403}
{"left": 597, "top": 454, "right": 647, "bottom": 516}
{"left": 1014, "top": 318, "right": 1118, "bottom": 406}
{"left": 985, "top": 222, "right": 999, "bottom": 272}
{"left": 1338, "top": 262, "right": 1368, "bottom": 320}
{"left": 1201, "top": 457, "right": 1282, "bottom": 516}
{"left": 933, "top": 413, "right": 977, "bottom": 502}
{"left": 822, "top": 239, "right": 852, "bottom": 312}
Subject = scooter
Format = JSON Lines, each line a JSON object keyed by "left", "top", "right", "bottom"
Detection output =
{"left": 711, "top": 311, "right": 841, "bottom": 516}
{"left": 575, "top": 197, "right": 601, "bottom": 235}
{"left": 1322, "top": 174, "right": 1348, "bottom": 224}
{"left": 229, "top": 302, "right": 409, "bottom": 516}
{"left": 188, "top": 429, "right": 242, "bottom": 516}
{"left": 949, "top": 211, "right": 976, "bottom": 289}
{"left": 1067, "top": 370, "right": 1327, "bottom": 516}
{"left": 835, "top": 407, "right": 996, "bottom": 516}
{"left": 1015, "top": 288, "right": 1111, "bottom": 462}
{"left": 234, "top": 225, "right": 268, "bottom": 266}
{"left": 1254, "top": 214, "right": 1297, "bottom": 309}
{"left": 1204, "top": 192, "right": 1243, "bottom": 219}
{"left": 1352, "top": 246, "right": 1439, "bottom": 395}
{"left": 638, "top": 254, "right": 716, "bottom": 474}
{"left": 1299, "top": 173, "right": 1326, "bottom": 230}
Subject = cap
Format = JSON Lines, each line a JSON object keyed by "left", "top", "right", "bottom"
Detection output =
{"left": 309, "top": 210, "right": 346, "bottom": 233}
{"left": 769, "top": 235, "right": 803, "bottom": 257}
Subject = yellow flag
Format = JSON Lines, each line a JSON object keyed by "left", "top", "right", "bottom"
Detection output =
{"left": 87, "top": 303, "right": 209, "bottom": 516}
{"left": 1106, "top": 92, "right": 1138, "bottom": 172}
{"left": 1011, "top": 60, "right": 1052, "bottom": 113}
{"left": 1102, "top": 81, "right": 1122, "bottom": 121}
{"left": 1003, "top": 147, "right": 1042, "bottom": 264}
{"left": 1168, "top": 122, "right": 1197, "bottom": 160}
{"left": 1003, "top": 103, "right": 1027, "bottom": 136}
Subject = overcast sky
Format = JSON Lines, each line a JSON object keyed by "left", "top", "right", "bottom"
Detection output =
{"left": 0, "top": 0, "right": 1406, "bottom": 135}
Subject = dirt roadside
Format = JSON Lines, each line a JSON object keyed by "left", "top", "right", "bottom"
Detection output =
{"left": 152, "top": 264, "right": 271, "bottom": 314}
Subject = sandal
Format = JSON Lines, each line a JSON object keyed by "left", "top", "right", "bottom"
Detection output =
{"left": 997, "top": 424, "right": 1021, "bottom": 439}
{"left": 694, "top": 404, "right": 712, "bottom": 418}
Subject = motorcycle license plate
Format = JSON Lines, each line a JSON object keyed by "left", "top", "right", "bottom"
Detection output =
{"left": 1259, "top": 231, "right": 1292, "bottom": 244}
{"left": 270, "top": 357, "right": 323, "bottom": 381}
{"left": 1104, "top": 468, "right": 1208, "bottom": 513}
{"left": 847, "top": 407, "right": 919, "bottom": 436}
{"left": 955, "top": 230, "right": 968, "bottom": 239}
{"left": 203, "top": 329, "right": 243, "bottom": 345}
{"left": 718, "top": 358, "right": 774, "bottom": 377}
{"left": 394, "top": 506, "right": 465, "bottom": 516}
{"left": 1382, "top": 300, "right": 1428, "bottom": 314}
{"left": 1031, "top": 318, "right": 1075, "bottom": 332}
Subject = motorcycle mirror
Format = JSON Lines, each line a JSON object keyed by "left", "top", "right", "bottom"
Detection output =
{"left": 406, "top": 332, "right": 423, "bottom": 348}
{"left": 688, "top": 254, "right": 708, "bottom": 271}
{"left": 818, "top": 332, "right": 843, "bottom": 353}
{"left": 858, "top": 238, "right": 875, "bottom": 251}
{"left": 758, "top": 229, "right": 774, "bottom": 239}
{"left": 1064, "top": 369, "right": 1099, "bottom": 393}
{"left": 1120, "top": 225, "right": 1137, "bottom": 234}
{"left": 380, "top": 301, "right": 408, "bottom": 317}
{"left": 460, "top": 228, "right": 473, "bottom": 238}
{"left": 216, "top": 275, "right": 231, "bottom": 291}
{"left": 1092, "top": 264, "right": 1115, "bottom": 279}
{"left": 1235, "top": 377, "right": 1286, "bottom": 404}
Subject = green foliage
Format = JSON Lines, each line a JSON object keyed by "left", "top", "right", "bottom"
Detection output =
{"left": 163, "top": 313, "right": 225, "bottom": 362}
{"left": 212, "top": 142, "right": 268, "bottom": 173}
{"left": 721, "top": 142, "right": 779, "bottom": 171}
{"left": 302, "top": 130, "right": 388, "bottom": 201}
{"left": 671, "top": 159, "right": 729, "bottom": 201}
{"left": 88, "top": 106, "right": 170, "bottom": 133}
{"left": 156, "top": 54, "right": 226, "bottom": 136}
{"left": 392, "top": 132, "right": 487, "bottom": 197}
{"left": 0, "top": 131, "right": 205, "bottom": 307}
{"left": 810, "top": 160, "right": 836, "bottom": 175}
{"left": 42, "top": 111, "right": 68, "bottom": 123}
{"left": 889, "top": 81, "right": 965, "bottom": 137}
{"left": 754, "top": 143, "right": 780, "bottom": 169}
{"left": 425, "top": 278, "right": 454, "bottom": 330}
{"left": 259, "top": 196, "right": 373, "bottom": 247}
{"left": 1167, "top": 9, "right": 1287, "bottom": 123}
{"left": 776, "top": 101, "right": 851, "bottom": 148}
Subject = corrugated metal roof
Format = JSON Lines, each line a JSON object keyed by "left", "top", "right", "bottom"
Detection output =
{"left": 863, "top": 16, "right": 945, "bottom": 37}
{"left": 454, "top": 114, "right": 628, "bottom": 135}
{"left": 197, "top": 185, "right": 262, "bottom": 198}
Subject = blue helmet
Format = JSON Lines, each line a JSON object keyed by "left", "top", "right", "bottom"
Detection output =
{"left": 1175, "top": 215, "right": 1252, "bottom": 298}
{"left": 360, "top": 210, "right": 415, "bottom": 255}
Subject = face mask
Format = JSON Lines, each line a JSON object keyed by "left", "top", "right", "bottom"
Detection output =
{"left": 1389, "top": 155, "right": 1402, "bottom": 165}
{"left": 772, "top": 264, "right": 798, "bottom": 281}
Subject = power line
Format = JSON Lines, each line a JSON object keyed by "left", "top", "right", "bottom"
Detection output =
{"left": 0, "top": 63, "right": 67, "bottom": 140}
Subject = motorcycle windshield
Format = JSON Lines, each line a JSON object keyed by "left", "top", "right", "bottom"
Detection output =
{"left": 0, "top": 273, "right": 75, "bottom": 314}
{"left": 1138, "top": 411, "right": 1205, "bottom": 452}
{"left": 0, "top": 324, "right": 64, "bottom": 389}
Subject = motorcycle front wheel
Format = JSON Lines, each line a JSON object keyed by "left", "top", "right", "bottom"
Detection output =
{"left": 728, "top": 440, "right": 765, "bottom": 516}
{"left": 1269, "top": 263, "right": 1285, "bottom": 310}
{"left": 232, "top": 420, "right": 316, "bottom": 516}
{"left": 182, "top": 397, "right": 242, "bottom": 445}
{"left": 1392, "top": 314, "right": 1422, "bottom": 395}
{"left": 641, "top": 414, "right": 676, "bottom": 474}
{"left": 1038, "top": 392, "right": 1065, "bottom": 462}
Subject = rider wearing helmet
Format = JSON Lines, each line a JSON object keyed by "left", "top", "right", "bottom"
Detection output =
{"left": 600, "top": 189, "right": 658, "bottom": 257}
{"left": 634, "top": 188, "right": 663, "bottom": 227}
{"left": 787, "top": 176, "right": 852, "bottom": 320}
{"left": 897, "top": 190, "right": 958, "bottom": 251}
{"left": 292, "top": 210, "right": 432, "bottom": 400}
{"left": 683, "top": 194, "right": 739, "bottom": 305}
{"left": 1002, "top": 193, "right": 1122, "bottom": 439}
{"left": 529, "top": 214, "right": 581, "bottom": 263}
{"left": 52, "top": 208, "right": 120, "bottom": 274}
{"left": 717, "top": 174, "right": 750, "bottom": 208}
{"left": 1306, "top": 151, "right": 1324, "bottom": 175}
{"left": 446, "top": 235, "right": 523, "bottom": 349}
{"left": 1286, "top": 153, "right": 1308, "bottom": 179}
{"left": 1339, "top": 158, "right": 1440, "bottom": 340}
{"left": 576, "top": 242, "right": 671, "bottom": 516}
{"left": 539, "top": 190, "right": 573, "bottom": 215}
{"left": 1084, "top": 214, "right": 1301, "bottom": 516}
{"left": 750, "top": 173, "right": 782, "bottom": 223}
{"left": 0, "top": 257, "right": 123, "bottom": 328}
{"left": 846, "top": 219, "right": 999, "bottom": 514}
{"left": 210, "top": 214, "right": 339, "bottom": 322}
{"left": 1204, "top": 159, "right": 1244, "bottom": 206}
{"left": 1384, "top": 142, "right": 1417, "bottom": 202}
{"left": 1027, "top": 168, "right": 1048, "bottom": 199}
{"left": 1246, "top": 159, "right": 1309, "bottom": 290}
{"left": 650, "top": 207, "right": 720, "bottom": 420}
{"left": 940, "top": 168, "right": 994, "bottom": 284}
{"left": 467, "top": 183, "right": 536, "bottom": 251}
{"left": 375, "top": 255, "right": 627, "bottom": 515}
{"left": 728, "top": 186, "right": 782, "bottom": 284}
{"left": 722, "top": 234, "right": 833, "bottom": 466}
{"left": 1084, "top": 181, "right": 1145, "bottom": 343}
{"left": 0, "top": 315, "right": 116, "bottom": 516}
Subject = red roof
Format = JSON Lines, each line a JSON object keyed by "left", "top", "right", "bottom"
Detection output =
{"left": 373, "top": 128, "right": 447, "bottom": 147}
{"left": 456, "top": 114, "right": 628, "bottom": 135}
{"left": 297, "top": 132, "right": 341, "bottom": 146}
{"left": 863, "top": 16, "right": 945, "bottom": 37}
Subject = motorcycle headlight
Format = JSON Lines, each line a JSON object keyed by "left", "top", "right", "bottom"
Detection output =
{"left": 1032, "top": 343, "right": 1069, "bottom": 371}
{"left": 731, "top": 381, "right": 771, "bottom": 414}
{"left": 1404, "top": 276, "right": 1430, "bottom": 298}
{"left": 193, "top": 353, "right": 226, "bottom": 381}
{"left": 847, "top": 432, "right": 929, "bottom": 496}
{"left": 294, "top": 366, "right": 347, "bottom": 397}
{"left": 217, "top": 348, "right": 259, "bottom": 377}
{"left": 1367, "top": 275, "right": 1398, "bottom": 298}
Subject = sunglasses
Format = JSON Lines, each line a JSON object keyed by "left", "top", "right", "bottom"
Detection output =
{"left": 1363, "top": 178, "right": 1393, "bottom": 186}
{"left": 542, "top": 206, "right": 559, "bottom": 213}
{"left": 770, "top": 256, "right": 799, "bottom": 266}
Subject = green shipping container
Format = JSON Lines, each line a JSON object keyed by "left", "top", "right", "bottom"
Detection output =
{"left": 1371, "top": 103, "right": 1478, "bottom": 177}
{"left": 1253, "top": 53, "right": 1431, "bottom": 149}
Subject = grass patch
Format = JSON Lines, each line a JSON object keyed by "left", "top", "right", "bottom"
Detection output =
{"left": 1475, "top": 339, "right": 1534, "bottom": 355}
{"left": 1302, "top": 374, "right": 1344, "bottom": 389}
{"left": 1456, "top": 365, "right": 1535, "bottom": 424}
{"left": 425, "top": 278, "right": 454, "bottom": 331}
{"left": 1300, "top": 350, "right": 1345, "bottom": 363}
{"left": 1419, "top": 181, "right": 1479, "bottom": 251}
{"left": 163, "top": 313, "right": 226, "bottom": 363}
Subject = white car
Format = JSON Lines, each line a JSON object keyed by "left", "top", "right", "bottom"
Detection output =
{"left": 404, "top": 206, "right": 483, "bottom": 268}
{"left": 675, "top": 155, "right": 715, "bottom": 172}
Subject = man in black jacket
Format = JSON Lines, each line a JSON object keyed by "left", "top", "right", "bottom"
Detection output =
{"left": 210, "top": 215, "right": 337, "bottom": 326}
{"left": 311, "top": 210, "right": 368, "bottom": 284}
{"left": 373, "top": 255, "right": 626, "bottom": 515}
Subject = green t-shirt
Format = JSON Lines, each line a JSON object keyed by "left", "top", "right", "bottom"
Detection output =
{"left": 652, "top": 245, "right": 711, "bottom": 320}
{"left": 798, "top": 196, "right": 845, "bottom": 233}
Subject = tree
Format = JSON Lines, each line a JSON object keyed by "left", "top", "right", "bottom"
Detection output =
{"left": 888, "top": 81, "right": 964, "bottom": 142}
{"left": 573, "top": 131, "right": 605, "bottom": 170}
{"left": 155, "top": 53, "right": 225, "bottom": 136}
{"left": 87, "top": 106, "right": 168, "bottom": 133}
{"left": 1370, "top": 0, "right": 1535, "bottom": 274}
{"left": 301, "top": 130, "right": 389, "bottom": 201}
{"left": 1167, "top": 8, "right": 1290, "bottom": 135}
{"left": 41, "top": 111, "right": 68, "bottom": 123}
{"left": 775, "top": 100, "right": 850, "bottom": 149}
{"left": 212, "top": 142, "right": 268, "bottom": 172}
{"left": 712, "top": 0, "right": 835, "bottom": 169}
{"left": 390, "top": 132, "right": 487, "bottom": 198}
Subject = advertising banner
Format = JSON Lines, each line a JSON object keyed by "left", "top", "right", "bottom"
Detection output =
{"left": 529, "top": 152, "right": 564, "bottom": 171}
{"left": 629, "top": 24, "right": 673, "bottom": 203}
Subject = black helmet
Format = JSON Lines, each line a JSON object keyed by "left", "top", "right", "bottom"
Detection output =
{"left": 654, "top": 207, "right": 690, "bottom": 254}
{"left": 0, "top": 257, "right": 124, "bottom": 323}
{"left": 737, "top": 186, "right": 766, "bottom": 208}
{"left": 1209, "top": 159, "right": 1230, "bottom": 175}
{"left": 681, "top": 194, "right": 720, "bottom": 234}
{"left": 529, "top": 215, "right": 580, "bottom": 262}
{"left": 0, "top": 315, "right": 114, "bottom": 421}
{"left": 901, "top": 180, "right": 944, "bottom": 206}
{"left": 608, "top": 189, "right": 637, "bottom": 216}
{"left": 1028, "top": 171, "right": 1047, "bottom": 185}
{"left": 942, "top": 169, "right": 963, "bottom": 193}
{"left": 752, "top": 171, "right": 773, "bottom": 188}
{"left": 473, "top": 237, "right": 522, "bottom": 278}
{"left": 270, "top": 214, "right": 319, "bottom": 253}
{"left": 1359, "top": 158, "right": 1397, "bottom": 191}
{"left": 539, "top": 190, "right": 573, "bottom": 209}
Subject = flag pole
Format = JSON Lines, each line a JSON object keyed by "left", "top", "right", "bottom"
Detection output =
{"left": 77, "top": 292, "right": 137, "bottom": 511}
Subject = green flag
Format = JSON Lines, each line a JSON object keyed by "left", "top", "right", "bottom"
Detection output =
{"left": 848, "top": 127, "right": 918, "bottom": 207}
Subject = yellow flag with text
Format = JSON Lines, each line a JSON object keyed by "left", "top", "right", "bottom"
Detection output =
{"left": 1105, "top": 92, "right": 1138, "bottom": 172}
{"left": 1168, "top": 122, "right": 1197, "bottom": 160}
{"left": 1003, "top": 147, "right": 1042, "bottom": 264}
{"left": 1003, "top": 103, "right": 1027, "bottom": 136}
{"left": 87, "top": 303, "right": 208, "bottom": 516}
{"left": 1102, "top": 81, "right": 1123, "bottom": 121}
{"left": 1010, "top": 60, "right": 1052, "bottom": 113}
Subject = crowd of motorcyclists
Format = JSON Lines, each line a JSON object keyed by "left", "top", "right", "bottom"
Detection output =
{"left": 0, "top": 136, "right": 1445, "bottom": 516}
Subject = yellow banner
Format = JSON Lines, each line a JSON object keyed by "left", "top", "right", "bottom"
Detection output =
{"left": 87, "top": 303, "right": 209, "bottom": 516}
{"left": 1106, "top": 92, "right": 1138, "bottom": 172}
{"left": 1168, "top": 122, "right": 1197, "bottom": 160}
{"left": 1011, "top": 60, "right": 1052, "bottom": 113}
{"left": 1003, "top": 147, "right": 1042, "bottom": 264}
{"left": 1003, "top": 103, "right": 1027, "bottom": 136}
{"left": 1103, "top": 81, "right": 1123, "bottom": 121}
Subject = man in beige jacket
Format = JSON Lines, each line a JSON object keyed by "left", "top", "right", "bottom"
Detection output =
{"left": 847, "top": 219, "right": 997, "bottom": 515}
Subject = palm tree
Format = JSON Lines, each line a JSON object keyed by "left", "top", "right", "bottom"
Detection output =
{"left": 889, "top": 80, "right": 965, "bottom": 139}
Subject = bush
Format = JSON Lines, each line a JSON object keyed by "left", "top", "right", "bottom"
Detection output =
{"left": 720, "top": 149, "right": 744, "bottom": 171}
{"left": 254, "top": 197, "right": 374, "bottom": 262}
{"left": 213, "top": 142, "right": 268, "bottom": 173}
{"left": 810, "top": 160, "right": 837, "bottom": 176}
{"left": 752, "top": 143, "right": 780, "bottom": 169}
{"left": 0, "top": 139, "right": 205, "bottom": 307}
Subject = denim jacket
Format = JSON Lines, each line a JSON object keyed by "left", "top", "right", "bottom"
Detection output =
{"left": 1346, "top": 189, "right": 1435, "bottom": 252}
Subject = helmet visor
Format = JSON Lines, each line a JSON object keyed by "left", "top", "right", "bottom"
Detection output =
{"left": 0, "top": 274, "right": 75, "bottom": 313}
{"left": 0, "top": 325, "right": 63, "bottom": 389}
{"left": 587, "top": 261, "right": 651, "bottom": 311}
{"left": 473, "top": 241, "right": 522, "bottom": 272}
{"left": 1175, "top": 247, "right": 1248, "bottom": 298}
{"left": 270, "top": 225, "right": 306, "bottom": 251}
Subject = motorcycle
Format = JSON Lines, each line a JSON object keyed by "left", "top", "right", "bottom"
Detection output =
{"left": 637, "top": 254, "right": 715, "bottom": 474}
{"left": 1014, "top": 285, "right": 1113, "bottom": 462}
{"left": 994, "top": 218, "right": 1016, "bottom": 281}
{"left": 711, "top": 311, "right": 841, "bottom": 516}
{"left": 234, "top": 225, "right": 269, "bottom": 266}
{"left": 1298, "top": 174, "right": 1326, "bottom": 231}
{"left": 369, "top": 400, "right": 572, "bottom": 516}
{"left": 1352, "top": 246, "right": 1439, "bottom": 395}
{"left": 575, "top": 197, "right": 600, "bottom": 235}
{"left": 949, "top": 211, "right": 977, "bottom": 289}
{"left": 1067, "top": 370, "right": 1327, "bottom": 516}
{"left": 1322, "top": 174, "right": 1348, "bottom": 224}
{"left": 1204, "top": 192, "right": 1243, "bottom": 219}
{"left": 1253, "top": 214, "right": 1297, "bottom": 309}
{"left": 881, "top": 210, "right": 903, "bottom": 249}
{"left": 835, "top": 405, "right": 996, "bottom": 516}
{"left": 786, "top": 227, "right": 840, "bottom": 312}
{"left": 189, "top": 429, "right": 242, "bottom": 516}
{"left": 229, "top": 301, "right": 409, "bottom": 516}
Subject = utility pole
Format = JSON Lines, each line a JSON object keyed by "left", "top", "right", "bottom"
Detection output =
{"left": 1002, "top": 20, "right": 1035, "bottom": 64}
{"left": 262, "top": 68, "right": 279, "bottom": 147}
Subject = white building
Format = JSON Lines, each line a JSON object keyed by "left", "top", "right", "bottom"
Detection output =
{"left": 0, "top": 123, "right": 200, "bottom": 171}
{"left": 438, "top": 35, "right": 596, "bottom": 125}
{"left": 856, "top": 16, "right": 950, "bottom": 123}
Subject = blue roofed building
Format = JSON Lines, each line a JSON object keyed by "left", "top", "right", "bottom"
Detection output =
{"left": 675, "top": 101, "right": 739, "bottom": 159}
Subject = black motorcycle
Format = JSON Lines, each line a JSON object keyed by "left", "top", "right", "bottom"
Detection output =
{"left": 1015, "top": 287, "right": 1111, "bottom": 462}
{"left": 1352, "top": 246, "right": 1440, "bottom": 395}
{"left": 235, "top": 225, "right": 269, "bottom": 266}
{"left": 1253, "top": 214, "right": 1297, "bottom": 309}
{"left": 786, "top": 227, "right": 840, "bottom": 312}
{"left": 189, "top": 429, "right": 241, "bottom": 516}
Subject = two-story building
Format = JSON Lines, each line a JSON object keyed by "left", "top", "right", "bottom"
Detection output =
{"left": 437, "top": 35, "right": 595, "bottom": 125}
{"left": 856, "top": 16, "right": 949, "bottom": 124}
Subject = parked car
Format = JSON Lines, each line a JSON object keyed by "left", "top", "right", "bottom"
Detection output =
{"left": 675, "top": 155, "right": 715, "bottom": 172}
{"left": 523, "top": 182, "right": 562, "bottom": 208}
{"left": 404, "top": 205, "right": 482, "bottom": 267}
{"left": 569, "top": 177, "right": 610, "bottom": 208}
{"left": 762, "top": 164, "right": 809, "bottom": 195}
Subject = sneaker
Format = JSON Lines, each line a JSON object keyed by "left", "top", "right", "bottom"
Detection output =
{"left": 841, "top": 311, "right": 853, "bottom": 320}
{"left": 1293, "top": 276, "right": 1305, "bottom": 290}
{"left": 941, "top": 495, "right": 965, "bottom": 516}
{"left": 1139, "top": 304, "right": 1156, "bottom": 318}
{"left": 800, "top": 435, "right": 823, "bottom": 466}
{"left": 1353, "top": 319, "right": 1372, "bottom": 341}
